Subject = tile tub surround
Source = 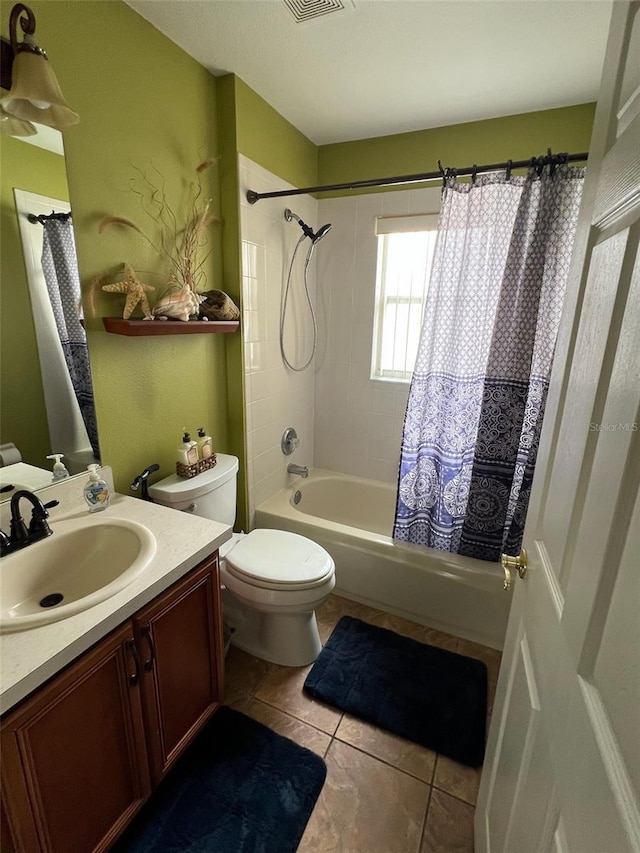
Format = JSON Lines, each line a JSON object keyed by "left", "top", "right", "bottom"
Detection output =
{"left": 225, "top": 593, "right": 499, "bottom": 853}
{"left": 239, "top": 155, "right": 318, "bottom": 524}
{"left": 314, "top": 187, "right": 441, "bottom": 484}
{"left": 0, "top": 470, "right": 231, "bottom": 713}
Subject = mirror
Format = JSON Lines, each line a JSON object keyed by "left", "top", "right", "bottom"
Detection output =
{"left": 0, "top": 123, "right": 101, "bottom": 500}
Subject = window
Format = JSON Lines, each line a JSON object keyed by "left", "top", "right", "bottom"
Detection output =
{"left": 371, "top": 213, "right": 439, "bottom": 382}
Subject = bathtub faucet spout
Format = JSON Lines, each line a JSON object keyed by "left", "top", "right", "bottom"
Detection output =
{"left": 287, "top": 463, "right": 309, "bottom": 478}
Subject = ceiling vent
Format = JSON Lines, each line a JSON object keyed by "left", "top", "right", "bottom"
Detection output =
{"left": 283, "top": 0, "right": 353, "bottom": 24}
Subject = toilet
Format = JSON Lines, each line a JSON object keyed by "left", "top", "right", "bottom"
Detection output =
{"left": 148, "top": 454, "right": 335, "bottom": 667}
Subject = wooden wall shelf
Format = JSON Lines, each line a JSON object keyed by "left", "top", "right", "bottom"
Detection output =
{"left": 102, "top": 318, "right": 239, "bottom": 337}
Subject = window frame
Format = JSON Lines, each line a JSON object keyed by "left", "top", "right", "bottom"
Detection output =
{"left": 371, "top": 212, "right": 439, "bottom": 383}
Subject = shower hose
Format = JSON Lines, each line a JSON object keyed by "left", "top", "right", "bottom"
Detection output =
{"left": 280, "top": 234, "right": 318, "bottom": 372}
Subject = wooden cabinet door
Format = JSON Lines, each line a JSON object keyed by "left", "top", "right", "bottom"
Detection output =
{"left": 1, "top": 623, "right": 150, "bottom": 853}
{"left": 134, "top": 554, "right": 224, "bottom": 784}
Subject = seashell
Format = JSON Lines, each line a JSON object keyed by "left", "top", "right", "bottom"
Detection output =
{"left": 152, "top": 289, "right": 206, "bottom": 322}
{"left": 199, "top": 289, "right": 240, "bottom": 321}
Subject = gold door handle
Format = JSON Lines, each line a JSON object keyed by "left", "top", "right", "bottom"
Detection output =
{"left": 502, "top": 549, "right": 528, "bottom": 590}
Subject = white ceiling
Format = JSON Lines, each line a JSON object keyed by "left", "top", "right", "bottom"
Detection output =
{"left": 126, "top": 0, "right": 612, "bottom": 146}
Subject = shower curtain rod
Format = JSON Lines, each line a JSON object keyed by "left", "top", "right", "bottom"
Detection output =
{"left": 28, "top": 211, "right": 72, "bottom": 224}
{"left": 246, "top": 150, "right": 588, "bottom": 204}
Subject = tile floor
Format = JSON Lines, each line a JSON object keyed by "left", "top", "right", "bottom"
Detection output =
{"left": 223, "top": 594, "right": 502, "bottom": 853}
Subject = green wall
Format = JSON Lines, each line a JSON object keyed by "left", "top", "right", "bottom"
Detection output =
{"left": 216, "top": 75, "right": 246, "bottom": 529}
{"left": 15, "top": 1, "right": 232, "bottom": 505}
{"left": 233, "top": 77, "right": 318, "bottom": 190}
{"left": 0, "top": 136, "right": 69, "bottom": 466}
{"left": 318, "top": 103, "right": 595, "bottom": 194}
{"left": 215, "top": 74, "right": 318, "bottom": 527}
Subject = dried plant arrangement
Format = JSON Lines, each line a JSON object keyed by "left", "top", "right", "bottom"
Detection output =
{"left": 99, "top": 158, "right": 219, "bottom": 296}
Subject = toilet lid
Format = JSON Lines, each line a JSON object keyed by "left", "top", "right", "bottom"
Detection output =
{"left": 225, "top": 529, "right": 333, "bottom": 586}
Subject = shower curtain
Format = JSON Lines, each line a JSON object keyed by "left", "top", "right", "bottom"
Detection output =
{"left": 41, "top": 218, "right": 100, "bottom": 460}
{"left": 394, "top": 165, "right": 585, "bottom": 562}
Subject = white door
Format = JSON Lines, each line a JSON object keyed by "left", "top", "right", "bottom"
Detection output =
{"left": 476, "top": 4, "right": 640, "bottom": 852}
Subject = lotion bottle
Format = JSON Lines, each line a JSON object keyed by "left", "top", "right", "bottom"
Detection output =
{"left": 197, "top": 427, "right": 213, "bottom": 460}
{"left": 47, "top": 453, "right": 70, "bottom": 482}
{"left": 84, "top": 464, "right": 110, "bottom": 512}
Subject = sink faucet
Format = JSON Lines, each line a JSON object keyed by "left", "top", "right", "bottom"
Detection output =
{"left": 0, "top": 490, "right": 58, "bottom": 557}
{"left": 130, "top": 463, "right": 160, "bottom": 502}
{"left": 287, "top": 463, "right": 309, "bottom": 478}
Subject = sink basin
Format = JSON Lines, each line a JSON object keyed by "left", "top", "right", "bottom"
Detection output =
{"left": 0, "top": 517, "right": 157, "bottom": 632}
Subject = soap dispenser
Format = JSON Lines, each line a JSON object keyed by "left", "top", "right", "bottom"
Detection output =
{"left": 84, "top": 464, "right": 110, "bottom": 513}
{"left": 196, "top": 427, "right": 213, "bottom": 460}
{"left": 47, "top": 453, "right": 70, "bottom": 482}
{"left": 178, "top": 430, "right": 198, "bottom": 466}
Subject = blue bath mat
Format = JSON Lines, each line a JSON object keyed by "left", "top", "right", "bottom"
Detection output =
{"left": 112, "top": 706, "right": 326, "bottom": 853}
{"left": 304, "top": 616, "right": 487, "bottom": 767}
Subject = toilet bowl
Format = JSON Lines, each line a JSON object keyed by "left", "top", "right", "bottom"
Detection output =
{"left": 220, "top": 528, "right": 335, "bottom": 665}
{"left": 148, "top": 455, "right": 335, "bottom": 667}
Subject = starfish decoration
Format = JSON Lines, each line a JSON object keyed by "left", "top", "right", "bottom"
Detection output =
{"left": 102, "top": 264, "right": 155, "bottom": 319}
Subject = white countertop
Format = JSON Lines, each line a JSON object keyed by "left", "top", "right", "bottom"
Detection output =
{"left": 0, "top": 471, "right": 231, "bottom": 715}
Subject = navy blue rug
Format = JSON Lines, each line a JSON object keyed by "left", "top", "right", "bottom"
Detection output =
{"left": 113, "top": 706, "right": 326, "bottom": 853}
{"left": 304, "top": 616, "right": 487, "bottom": 767}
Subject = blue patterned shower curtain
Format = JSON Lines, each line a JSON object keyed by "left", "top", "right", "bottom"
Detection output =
{"left": 41, "top": 218, "right": 100, "bottom": 460}
{"left": 394, "top": 166, "right": 585, "bottom": 562}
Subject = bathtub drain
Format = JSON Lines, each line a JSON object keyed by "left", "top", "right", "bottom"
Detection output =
{"left": 293, "top": 490, "right": 302, "bottom": 505}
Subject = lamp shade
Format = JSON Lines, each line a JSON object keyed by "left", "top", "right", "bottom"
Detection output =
{"left": 1, "top": 49, "right": 78, "bottom": 128}
{"left": 0, "top": 102, "right": 36, "bottom": 136}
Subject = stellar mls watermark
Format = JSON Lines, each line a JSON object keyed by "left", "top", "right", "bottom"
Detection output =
{"left": 589, "top": 422, "right": 638, "bottom": 432}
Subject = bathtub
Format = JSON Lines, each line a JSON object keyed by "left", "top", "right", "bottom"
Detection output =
{"left": 254, "top": 469, "right": 510, "bottom": 650}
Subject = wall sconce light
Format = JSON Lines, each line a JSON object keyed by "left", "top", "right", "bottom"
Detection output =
{"left": 0, "top": 3, "right": 78, "bottom": 136}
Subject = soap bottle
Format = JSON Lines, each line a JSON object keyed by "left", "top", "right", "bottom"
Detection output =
{"left": 84, "top": 464, "right": 110, "bottom": 512}
{"left": 178, "top": 430, "right": 199, "bottom": 465}
{"left": 197, "top": 427, "right": 213, "bottom": 460}
{"left": 47, "top": 453, "right": 70, "bottom": 482}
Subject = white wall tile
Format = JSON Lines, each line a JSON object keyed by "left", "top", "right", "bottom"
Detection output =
{"left": 241, "top": 164, "right": 415, "bottom": 506}
{"left": 315, "top": 189, "right": 414, "bottom": 485}
{"left": 239, "top": 156, "right": 317, "bottom": 521}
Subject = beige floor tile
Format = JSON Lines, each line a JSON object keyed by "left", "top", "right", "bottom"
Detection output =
{"left": 317, "top": 618, "right": 336, "bottom": 644}
{"left": 243, "top": 698, "right": 331, "bottom": 758}
{"left": 412, "top": 625, "right": 460, "bottom": 652}
{"left": 316, "top": 595, "right": 372, "bottom": 643}
{"left": 316, "top": 593, "right": 366, "bottom": 620}
{"left": 318, "top": 595, "right": 459, "bottom": 653}
{"left": 299, "top": 739, "right": 428, "bottom": 853}
{"left": 433, "top": 755, "right": 482, "bottom": 806}
{"left": 335, "top": 714, "right": 436, "bottom": 783}
{"left": 360, "top": 609, "right": 451, "bottom": 647}
{"left": 254, "top": 662, "right": 343, "bottom": 735}
{"left": 223, "top": 646, "right": 272, "bottom": 710}
{"left": 420, "top": 789, "right": 475, "bottom": 853}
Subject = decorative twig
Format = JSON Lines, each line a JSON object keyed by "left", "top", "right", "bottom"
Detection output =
{"left": 99, "top": 159, "right": 220, "bottom": 294}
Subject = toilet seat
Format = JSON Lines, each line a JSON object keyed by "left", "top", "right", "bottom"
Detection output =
{"left": 224, "top": 529, "right": 334, "bottom": 591}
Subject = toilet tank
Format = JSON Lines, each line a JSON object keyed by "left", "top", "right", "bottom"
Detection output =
{"left": 148, "top": 453, "right": 239, "bottom": 526}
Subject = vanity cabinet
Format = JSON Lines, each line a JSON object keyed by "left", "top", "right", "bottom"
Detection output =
{"left": 1, "top": 553, "right": 223, "bottom": 853}
{"left": 133, "top": 556, "right": 224, "bottom": 784}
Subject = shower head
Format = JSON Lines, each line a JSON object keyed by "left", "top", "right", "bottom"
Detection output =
{"left": 313, "top": 223, "right": 332, "bottom": 243}
{"left": 285, "top": 208, "right": 332, "bottom": 244}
